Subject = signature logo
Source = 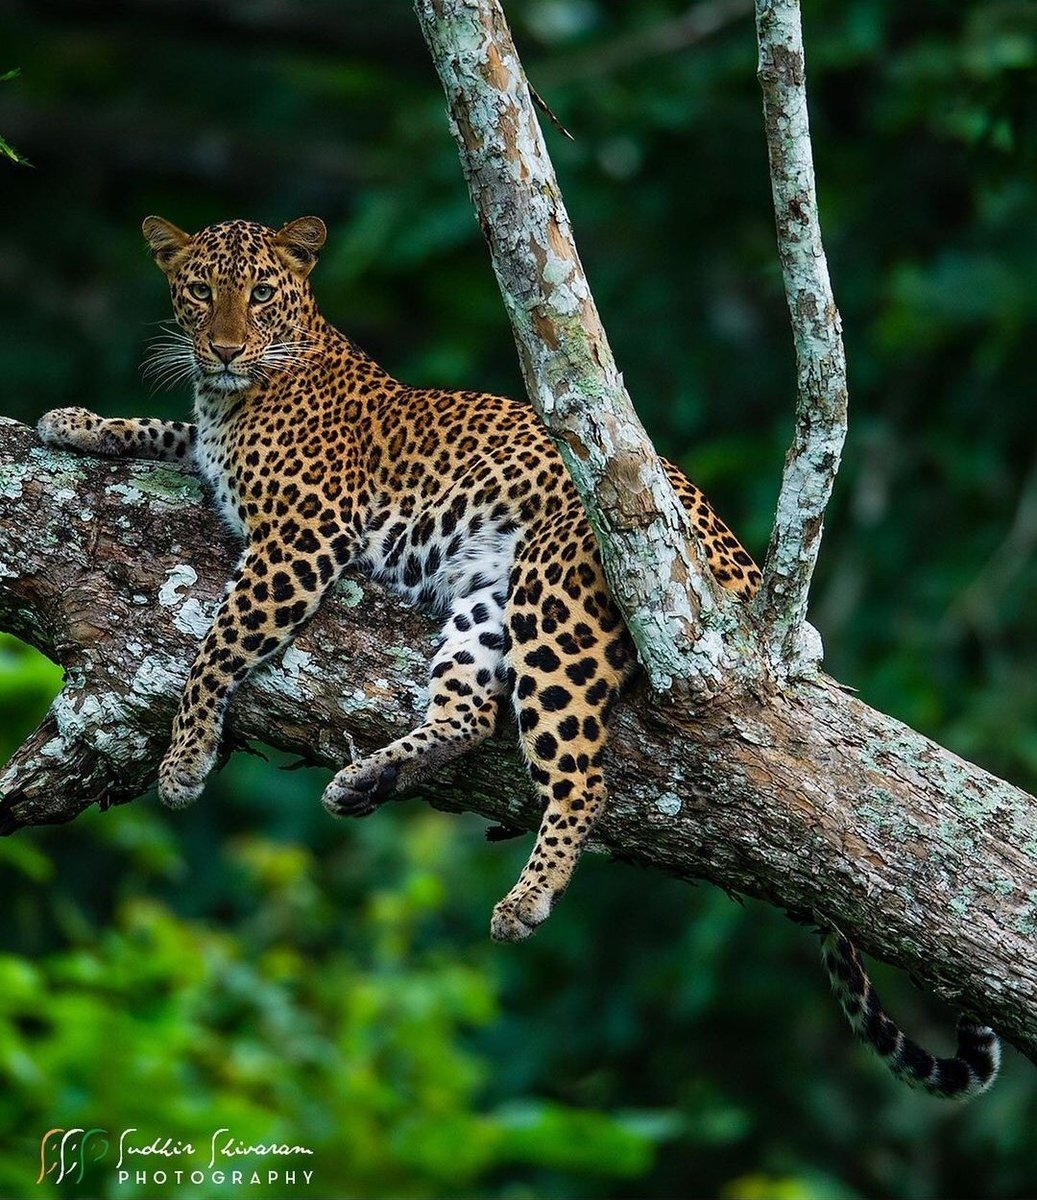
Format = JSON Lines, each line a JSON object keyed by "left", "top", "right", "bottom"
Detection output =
{"left": 37, "top": 1127, "right": 110, "bottom": 1185}
{"left": 37, "top": 1127, "right": 315, "bottom": 1186}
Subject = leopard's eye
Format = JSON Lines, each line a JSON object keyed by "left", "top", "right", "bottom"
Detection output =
{"left": 251, "top": 283, "right": 275, "bottom": 304}
{"left": 187, "top": 282, "right": 212, "bottom": 301}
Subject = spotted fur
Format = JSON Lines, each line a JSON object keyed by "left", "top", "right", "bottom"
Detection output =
{"left": 822, "top": 934, "right": 999, "bottom": 1098}
{"left": 36, "top": 217, "right": 998, "bottom": 1094}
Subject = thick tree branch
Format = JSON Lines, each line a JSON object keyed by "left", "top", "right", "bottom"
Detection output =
{"left": 1, "top": 418, "right": 1035, "bottom": 1068}
{"left": 414, "top": 0, "right": 759, "bottom": 699}
{"left": 752, "top": 0, "right": 849, "bottom": 671}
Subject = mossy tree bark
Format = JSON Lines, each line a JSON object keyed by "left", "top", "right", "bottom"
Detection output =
{"left": 751, "top": 0, "right": 849, "bottom": 672}
{"left": 0, "top": 418, "right": 1035, "bottom": 1066}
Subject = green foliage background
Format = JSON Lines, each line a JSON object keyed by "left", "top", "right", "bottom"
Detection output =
{"left": 1, "top": 1, "right": 1036, "bottom": 1196}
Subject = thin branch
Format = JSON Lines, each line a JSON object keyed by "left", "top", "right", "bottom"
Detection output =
{"left": 751, "top": 0, "right": 849, "bottom": 675}
{"left": 413, "top": 0, "right": 758, "bottom": 699}
{"left": 527, "top": 82, "right": 574, "bottom": 141}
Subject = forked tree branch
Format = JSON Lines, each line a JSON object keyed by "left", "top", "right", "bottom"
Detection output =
{"left": 414, "top": 0, "right": 759, "bottom": 699}
{"left": 415, "top": 0, "right": 849, "bottom": 692}
{"left": 0, "top": 419, "right": 1035, "bottom": 1066}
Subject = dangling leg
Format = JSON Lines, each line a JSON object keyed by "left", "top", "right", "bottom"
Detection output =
{"left": 490, "top": 558, "right": 635, "bottom": 941}
{"left": 159, "top": 531, "right": 340, "bottom": 807}
{"left": 322, "top": 585, "right": 507, "bottom": 816}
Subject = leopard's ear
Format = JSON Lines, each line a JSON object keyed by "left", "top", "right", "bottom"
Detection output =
{"left": 273, "top": 216, "right": 327, "bottom": 278}
{"left": 142, "top": 216, "right": 191, "bottom": 273}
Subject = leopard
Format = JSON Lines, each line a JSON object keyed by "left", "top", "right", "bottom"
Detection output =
{"left": 36, "top": 215, "right": 999, "bottom": 1098}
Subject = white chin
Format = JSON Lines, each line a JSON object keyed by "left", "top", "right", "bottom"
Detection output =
{"left": 203, "top": 371, "right": 252, "bottom": 393}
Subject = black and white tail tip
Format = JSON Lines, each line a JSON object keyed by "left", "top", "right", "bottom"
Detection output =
{"left": 821, "top": 933, "right": 1000, "bottom": 1099}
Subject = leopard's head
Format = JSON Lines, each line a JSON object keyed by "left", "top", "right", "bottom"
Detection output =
{"left": 142, "top": 216, "right": 327, "bottom": 394}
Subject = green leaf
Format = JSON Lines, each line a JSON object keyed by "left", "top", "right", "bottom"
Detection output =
{"left": 1, "top": 67, "right": 29, "bottom": 165}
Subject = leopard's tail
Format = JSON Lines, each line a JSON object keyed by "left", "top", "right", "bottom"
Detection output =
{"left": 821, "top": 932, "right": 1000, "bottom": 1099}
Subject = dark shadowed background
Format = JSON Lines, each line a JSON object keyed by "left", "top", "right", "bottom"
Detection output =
{"left": 1, "top": 1, "right": 1036, "bottom": 1197}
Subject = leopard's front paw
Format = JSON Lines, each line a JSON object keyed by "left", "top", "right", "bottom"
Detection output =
{"left": 158, "top": 734, "right": 217, "bottom": 810}
{"left": 322, "top": 760, "right": 399, "bottom": 818}
{"left": 490, "top": 884, "right": 555, "bottom": 943}
{"left": 37, "top": 407, "right": 104, "bottom": 453}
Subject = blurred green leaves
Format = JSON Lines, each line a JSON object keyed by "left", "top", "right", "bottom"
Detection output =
{"left": 0, "top": 818, "right": 679, "bottom": 1200}
{"left": 0, "top": 635, "right": 62, "bottom": 762}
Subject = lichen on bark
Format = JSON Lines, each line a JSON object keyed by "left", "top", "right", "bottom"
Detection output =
{"left": 752, "top": 0, "right": 850, "bottom": 672}
{"left": 1, "top": 357, "right": 1034, "bottom": 1060}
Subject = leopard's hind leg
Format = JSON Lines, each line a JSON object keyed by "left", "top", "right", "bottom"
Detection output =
{"left": 322, "top": 583, "right": 508, "bottom": 816}
{"left": 490, "top": 552, "right": 635, "bottom": 942}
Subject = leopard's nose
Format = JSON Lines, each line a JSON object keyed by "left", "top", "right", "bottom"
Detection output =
{"left": 210, "top": 340, "right": 245, "bottom": 365}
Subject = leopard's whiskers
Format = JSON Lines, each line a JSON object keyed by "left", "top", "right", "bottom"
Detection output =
{"left": 140, "top": 326, "right": 199, "bottom": 394}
